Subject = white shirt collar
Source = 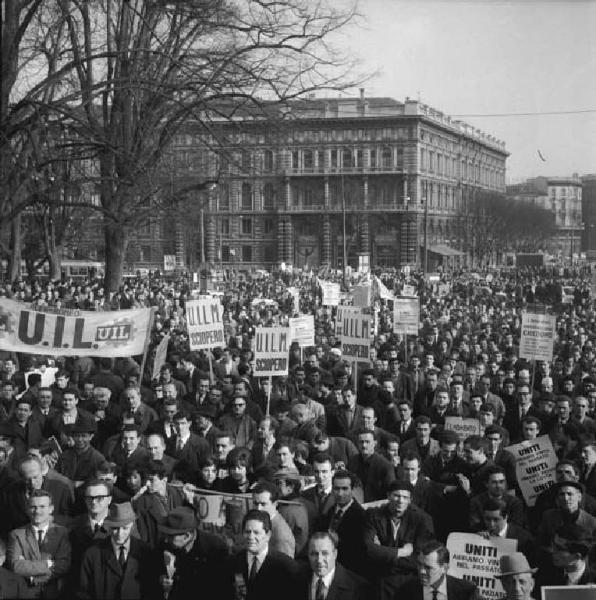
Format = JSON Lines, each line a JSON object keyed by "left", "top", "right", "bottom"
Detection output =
{"left": 32, "top": 524, "right": 49, "bottom": 537}
{"left": 423, "top": 574, "right": 448, "bottom": 600}
{"left": 111, "top": 538, "right": 131, "bottom": 558}
{"left": 310, "top": 569, "right": 335, "bottom": 599}
{"left": 566, "top": 562, "right": 586, "bottom": 584}
{"left": 247, "top": 547, "right": 268, "bottom": 573}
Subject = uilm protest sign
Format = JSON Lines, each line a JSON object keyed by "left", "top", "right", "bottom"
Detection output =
{"left": 519, "top": 312, "right": 556, "bottom": 362}
{"left": 340, "top": 307, "right": 370, "bottom": 362}
{"left": 253, "top": 326, "right": 290, "bottom": 376}
{"left": 185, "top": 298, "right": 225, "bottom": 350}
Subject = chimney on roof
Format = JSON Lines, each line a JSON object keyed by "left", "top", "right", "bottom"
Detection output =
{"left": 359, "top": 88, "right": 365, "bottom": 100}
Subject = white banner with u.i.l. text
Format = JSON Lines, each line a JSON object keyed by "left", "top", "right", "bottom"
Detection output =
{"left": 0, "top": 299, "right": 152, "bottom": 357}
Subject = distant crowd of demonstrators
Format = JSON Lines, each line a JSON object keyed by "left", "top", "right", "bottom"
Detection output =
{"left": 0, "top": 263, "right": 594, "bottom": 599}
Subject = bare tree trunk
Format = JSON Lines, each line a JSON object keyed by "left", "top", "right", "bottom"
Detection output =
{"left": 104, "top": 219, "right": 129, "bottom": 293}
{"left": 48, "top": 244, "right": 63, "bottom": 281}
{"left": 9, "top": 214, "right": 22, "bottom": 281}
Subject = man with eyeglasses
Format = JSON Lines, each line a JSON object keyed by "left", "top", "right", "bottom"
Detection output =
{"left": 502, "top": 384, "right": 541, "bottom": 443}
{"left": 68, "top": 479, "right": 114, "bottom": 594}
{"left": 168, "top": 411, "right": 211, "bottom": 482}
{"left": 219, "top": 396, "right": 257, "bottom": 450}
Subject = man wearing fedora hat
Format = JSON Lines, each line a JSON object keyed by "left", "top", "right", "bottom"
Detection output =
{"left": 496, "top": 552, "right": 537, "bottom": 600}
{"left": 157, "top": 506, "right": 228, "bottom": 600}
{"left": 78, "top": 502, "right": 160, "bottom": 600}
{"left": 192, "top": 403, "right": 222, "bottom": 448}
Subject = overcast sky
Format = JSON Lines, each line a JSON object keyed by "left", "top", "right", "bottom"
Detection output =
{"left": 343, "top": 0, "right": 596, "bottom": 182}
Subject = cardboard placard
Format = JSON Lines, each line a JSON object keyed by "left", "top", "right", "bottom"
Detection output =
{"left": 504, "top": 435, "right": 557, "bottom": 507}
{"left": 519, "top": 312, "right": 556, "bottom": 362}
{"left": 185, "top": 298, "right": 225, "bottom": 350}
{"left": 340, "top": 307, "right": 370, "bottom": 361}
{"left": 447, "top": 532, "right": 517, "bottom": 600}
{"left": 253, "top": 326, "right": 290, "bottom": 376}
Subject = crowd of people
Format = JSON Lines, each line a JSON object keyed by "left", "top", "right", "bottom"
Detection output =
{"left": 0, "top": 263, "right": 594, "bottom": 600}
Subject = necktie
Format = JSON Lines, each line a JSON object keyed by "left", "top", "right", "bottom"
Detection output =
{"left": 401, "top": 421, "right": 407, "bottom": 435}
{"left": 37, "top": 530, "right": 44, "bottom": 548}
{"left": 330, "top": 508, "right": 343, "bottom": 531}
{"left": 432, "top": 587, "right": 439, "bottom": 600}
{"left": 249, "top": 556, "right": 258, "bottom": 581}
{"left": 315, "top": 577, "right": 325, "bottom": 600}
{"left": 94, "top": 523, "right": 101, "bottom": 534}
{"left": 118, "top": 546, "right": 127, "bottom": 570}
{"left": 176, "top": 436, "right": 183, "bottom": 452}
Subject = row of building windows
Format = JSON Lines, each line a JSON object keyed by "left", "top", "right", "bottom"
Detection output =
{"left": 171, "top": 126, "right": 418, "bottom": 148}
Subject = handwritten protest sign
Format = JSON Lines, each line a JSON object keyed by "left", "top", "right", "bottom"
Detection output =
{"left": 447, "top": 532, "right": 517, "bottom": 600}
{"left": 393, "top": 297, "right": 420, "bottom": 335}
{"left": 289, "top": 315, "right": 315, "bottom": 347}
{"left": 253, "top": 327, "right": 290, "bottom": 376}
{"left": 340, "top": 307, "right": 370, "bottom": 362}
{"left": 519, "top": 312, "right": 556, "bottom": 362}
{"left": 320, "top": 281, "right": 341, "bottom": 306}
{"left": 444, "top": 417, "right": 481, "bottom": 443}
{"left": 186, "top": 298, "right": 225, "bottom": 350}
{"left": 504, "top": 435, "right": 557, "bottom": 507}
{"left": 0, "top": 299, "right": 152, "bottom": 357}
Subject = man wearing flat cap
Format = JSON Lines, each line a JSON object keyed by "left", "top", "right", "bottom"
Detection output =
{"left": 158, "top": 506, "right": 228, "bottom": 600}
{"left": 55, "top": 419, "right": 104, "bottom": 486}
{"left": 78, "top": 502, "right": 160, "bottom": 600}
{"left": 536, "top": 480, "right": 596, "bottom": 561}
{"left": 496, "top": 552, "right": 537, "bottom": 600}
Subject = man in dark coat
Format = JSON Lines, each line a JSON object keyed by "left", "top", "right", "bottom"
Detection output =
{"left": 55, "top": 419, "right": 105, "bottom": 485}
{"left": 316, "top": 470, "right": 368, "bottom": 578}
{"left": 4, "top": 398, "right": 45, "bottom": 461}
{"left": 78, "top": 502, "right": 160, "bottom": 600}
{"left": 396, "top": 539, "right": 479, "bottom": 600}
{"left": 364, "top": 481, "right": 435, "bottom": 600}
{"left": 298, "top": 531, "right": 371, "bottom": 600}
{"left": 1, "top": 456, "right": 73, "bottom": 534}
{"left": 157, "top": 506, "right": 228, "bottom": 600}
{"left": 347, "top": 429, "right": 395, "bottom": 502}
{"left": 223, "top": 509, "right": 299, "bottom": 600}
